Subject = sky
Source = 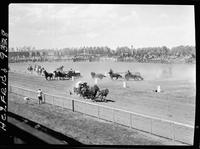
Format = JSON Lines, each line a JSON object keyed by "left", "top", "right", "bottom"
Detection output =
{"left": 9, "top": 4, "right": 195, "bottom": 50}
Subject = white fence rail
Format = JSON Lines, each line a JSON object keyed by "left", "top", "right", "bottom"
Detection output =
{"left": 8, "top": 85, "right": 194, "bottom": 144}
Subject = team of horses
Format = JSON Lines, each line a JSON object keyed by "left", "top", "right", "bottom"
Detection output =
{"left": 124, "top": 70, "right": 144, "bottom": 81}
{"left": 27, "top": 65, "right": 81, "bottom": 80}
{"left": 27, "top": 64, "right": 45, "bottom": 75}
{"left": 26, "top": 64, "right": 143, "bottom": 102}
{"left": 27, "top": 64, "right": 144, "bottom": 81}
{"left": 52, "top": 69, "right": 81, "bottom": 80}
{"left": 91, "top": 72, "right": 106, "bottom": 80}
{"left": 91, "top": 69, "right": 144, "bottom": 81}
{"left": 43, "top": 69, "right": 81, "bottom": 80}
{"left": 73, "top": 81, "right": 109, "bottom": 102}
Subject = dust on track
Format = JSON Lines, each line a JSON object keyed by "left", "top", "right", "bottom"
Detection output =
{"left": 8, "top": 71, "right": 195, "bottom": 126}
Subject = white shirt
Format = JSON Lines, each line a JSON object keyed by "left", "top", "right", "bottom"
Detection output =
{"left": 37, "top": 90, "right": 42, "bottom": 97}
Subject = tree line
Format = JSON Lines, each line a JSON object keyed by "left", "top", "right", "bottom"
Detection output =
{"left": 9, "top": 45, "right": 195, "bottom": 63}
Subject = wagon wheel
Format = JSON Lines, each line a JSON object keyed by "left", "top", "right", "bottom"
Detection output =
{"left": 138, "top": 76, "right": 143, "bottom": 80}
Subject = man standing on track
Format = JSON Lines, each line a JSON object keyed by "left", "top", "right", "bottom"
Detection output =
{"left": 37, "top": 89, "right": 43, "bottom": 104}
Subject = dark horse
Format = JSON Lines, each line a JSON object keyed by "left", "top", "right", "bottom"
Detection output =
{"left": 53, "top": 71, "right": 60, "bottom": 80}
{"left": 74, "top": 82, "right": 88, "bottom": 96}
{"left": 97, "top": 88, "right": 109, "bottom": 102}
{"left": 27, "top": 65, "right": 33, "bottom": 72}
{"left": 125, "top": 70, "right": 143, "bottom": 81}
{"left": 53, "top": 71, "right": 68, "bottom": 80}
{"left": 43, "top": 70, "right": 53, "bottom": 80}
{"left": 82, "top": 85, "right": 100, "bottom": 100}
{"left": 108, "top": 69, "right": 122, "bottom": 80}
{"left": 74, "top": 82, "right": 100, "bottom": 100}
{"left": 91, "top": 72, "right": 106, "bottom": 80}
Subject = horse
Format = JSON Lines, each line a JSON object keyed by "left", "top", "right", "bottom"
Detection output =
{"left": 91, "top": 72, "right": 106, "bottom": 80}
{"left": 85, "top": 85, "right": 100, "bottom": 100}
{"left": 97, "top": 88, "right": 109, "bottom": 102}
{"left": 74, "top": 82, "right": 99, "bottom": 100}
{"left": 108, "top": 69, "right": 122, "bottom": 80}
{"left": 43, "top": 70, "right": 54, "bottom": 80}
{"left": 53, "top": 71, "right": 60, "bottom": 80}
{"left": 125, "top": 70, "right": 143, "bottom": 81}
{"left": 66, "top": 70, "right": 81, "bottom": 79}
{"left": 53, "top": 71, "right": 67, "bottom": 80}
{"left": 27, "top": 65, "right": 33, "bottom": 72}
{"left": 79, "top": 86, "right": 89, "bottom": 98}
{"left": 58, "top": 71, "right": 68, "bottom": 80}
{"left": 74, "top": 82, "right": 89, "bottom": 97}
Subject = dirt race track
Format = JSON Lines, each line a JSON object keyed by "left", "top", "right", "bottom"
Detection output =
{"left": 8, "top": 70, "right": 195, "bottom": 126}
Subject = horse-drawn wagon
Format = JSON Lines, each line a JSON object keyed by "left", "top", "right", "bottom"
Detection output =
{"left": 53, "top": 66, "right": 82, "bottom": 80}
{"left": 73, "top": 81, "right": 109, "bottom": 102}
{"left": 65, "top": 70, "right": 81, "bottom": 79}
{"left": 124, "top": 71, "right": 144, "bottom": 81}
{"left": 108, "top": 69, "right": 144, "bottom": 81}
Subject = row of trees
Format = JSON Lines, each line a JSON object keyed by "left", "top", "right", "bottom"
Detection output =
{"left": 9, "top": 45, "right": 195, "bottom": 57}
{"left": 9, "top": 45, "right": 195, "bottom": 63}
{"left": 116, "top": 46, "right": 195, "bottom": 57}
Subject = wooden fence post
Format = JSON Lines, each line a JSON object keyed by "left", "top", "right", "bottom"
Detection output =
{"left": 72, "top": 100, "right": 74, "bottom": 112}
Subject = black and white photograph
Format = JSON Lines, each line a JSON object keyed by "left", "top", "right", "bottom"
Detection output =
{"left": 4, "top": 3, "right": 197, "bottom": 146}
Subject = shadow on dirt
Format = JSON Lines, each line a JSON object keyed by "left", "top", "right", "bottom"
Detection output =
{"left": 94, "top": 98, "right": 115, "bottom": 103}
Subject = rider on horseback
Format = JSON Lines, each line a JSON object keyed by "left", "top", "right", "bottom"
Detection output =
{"left": 127, "top": 70, "right": 131, "bottom": 75}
